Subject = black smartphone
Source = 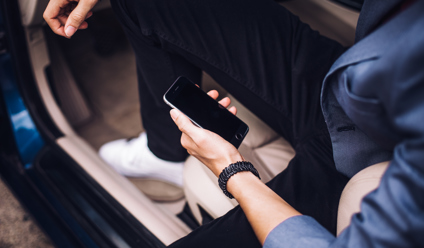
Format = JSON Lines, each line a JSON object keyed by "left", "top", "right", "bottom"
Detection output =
{"left": 164, "top": 76, "right": 249, "bottom": 148}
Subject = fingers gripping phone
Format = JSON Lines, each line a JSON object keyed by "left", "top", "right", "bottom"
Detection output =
{"left": 164, "top": 76, "right": 249, "bottom": 148}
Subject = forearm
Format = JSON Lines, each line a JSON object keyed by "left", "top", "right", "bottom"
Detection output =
{"left": 170, "top": 105, "right": 301, "bottom": 243}
{"left": 227, "top": 171, "right": 301, "bottom": 244}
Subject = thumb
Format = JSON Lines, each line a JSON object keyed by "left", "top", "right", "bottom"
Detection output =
{"left": 170, "top": 109, "right": 200, "bottom": 137}
{"left": 65, "top": 0, "right": 97, "bottom": 37}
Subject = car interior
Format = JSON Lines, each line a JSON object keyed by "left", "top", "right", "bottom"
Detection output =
{"left": 17, "top": 0, "right": 389, "bottom": 245}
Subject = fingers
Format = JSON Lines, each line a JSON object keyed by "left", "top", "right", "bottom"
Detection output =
{"left": 206, "top": 91, "right": 237, "bottom": 115}
{"left": 218, "top": 97, "right": 237, "bottom": 115}
{"left": 207, "top": 90, "right": 219, "bottom": 100}
{"left": 218, "top": 97, "right": 231, "bottom": 108}
{"left": 206, "top": 89, "right": 230, "bottom": 108}
{"left": 44, "top": 0, "right": 68, "bottom": 36}
{"left": 180, "top": 133, "right": 196, "bottom": 152}
{"left": 65, "top": 0, "right": 98, "bottom": 37}
{"left": 170, "top": 109, "right": 201, "bottom": 137}
{"left": 229, "top": 106, "right": 237, "bottom": 115}
{"left": 44, "top": 0, "right": 96, "bottom": 38}
{"left": 76, "top": 11, "right": 92, "bottom": 30}
{"left": 79, "top": 21, "right": 89, "bottom": 29}
{"left": 86, "top": 11, "right": 93, "bottom": 19}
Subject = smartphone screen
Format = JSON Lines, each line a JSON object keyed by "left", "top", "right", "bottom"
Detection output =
{"left": 164, "top": 76, "right": 249, "bottom": 148}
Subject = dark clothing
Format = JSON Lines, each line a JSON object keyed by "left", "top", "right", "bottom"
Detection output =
{"left": 110, "top": 0, "right": 424, "bottom": 246}
{"left": 110, "top": 0, "right": 348, "bottom": 246}
{"left": 314, "top": 1, "right": 424, "bottom": 246}
{"left": 267, "top": 0, "right": 424, "bottom": 246}
{"left": 110, "top": 0, "right": 345, "bottom": 161}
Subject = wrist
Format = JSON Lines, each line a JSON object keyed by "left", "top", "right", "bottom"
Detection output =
{"left": 226, "top": 171, "right": 261, "bottom": 199}
{"left": 212, "top": 154, "right": 244, "bottom": 177}
{"left": 218, "top": 161, "right": 261, "bottom": 199}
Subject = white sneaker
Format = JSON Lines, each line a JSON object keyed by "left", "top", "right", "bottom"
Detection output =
{"left": 98, "top": 133, "right": 184, "bottom": 188}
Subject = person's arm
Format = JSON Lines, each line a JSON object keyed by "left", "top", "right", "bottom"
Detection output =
{"left": 226, "top": 172, "right": 301, "bottom": 244}
{"left": 170, "top": 90, "right": 300, "bottom": 245}
{"left": 43, "top": 0, "right": 98, "bottom": 38}
{"left": 266, "top": 33, "right": 424, "bottom": 247}
{"left": 329, "top": 33, "right": 424, "bottom": 247}
{"left": 171, "top": 45, "right": 424, "bottom": 247}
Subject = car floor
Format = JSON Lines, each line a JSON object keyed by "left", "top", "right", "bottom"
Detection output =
{"left": 53, "top": 9, "right": 222, "bottom": 215}
{"left": 56, "top": 13, "right": 143, "bottom": 151}
{"left": 56, "top": 9, "right": 226, "bottom": 150}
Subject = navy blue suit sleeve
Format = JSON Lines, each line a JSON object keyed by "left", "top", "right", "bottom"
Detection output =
{"left": 264, "top": 29, "right": 424, "bottom": 248}
{"left": 264, "top": 216, "right": 334, "bottom": 248}
{"left": 333, "top": 31, "right": 424, "bottom": 247}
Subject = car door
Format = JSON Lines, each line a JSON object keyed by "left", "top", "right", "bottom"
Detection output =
{"left": 0, "top": 1, "right": 165, "bottom": 247}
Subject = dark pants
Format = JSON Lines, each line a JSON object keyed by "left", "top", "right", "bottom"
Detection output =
{"left": 110, "top": 0, "right": 349, "bottom": 246}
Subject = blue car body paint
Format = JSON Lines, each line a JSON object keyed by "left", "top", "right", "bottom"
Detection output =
{"left": 0, "top": 53, "right": 44, "bottom": 165}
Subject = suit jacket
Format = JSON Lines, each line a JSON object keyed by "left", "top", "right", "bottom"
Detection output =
{"left": 264, "top": 0, "right": 424, "bottom": 246}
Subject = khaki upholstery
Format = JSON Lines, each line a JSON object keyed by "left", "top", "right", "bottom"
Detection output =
{"left": 337, "top": 161, "right": 389, "bottom": 235}
{"left": 231, "top": 97, "right": 296, "bottom": 183}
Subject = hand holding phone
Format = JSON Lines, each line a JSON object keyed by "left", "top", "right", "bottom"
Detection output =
{"left": 164, "top": 76, "right": 249, "bottom": 148}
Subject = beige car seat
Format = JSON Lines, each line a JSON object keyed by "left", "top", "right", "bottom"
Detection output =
{"left": 183, "top": 95, "right": 389, "bottom": 235}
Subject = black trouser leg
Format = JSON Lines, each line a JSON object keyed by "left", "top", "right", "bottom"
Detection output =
{"left": 110, "top": 0, "right": 345, "bottom": 155}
